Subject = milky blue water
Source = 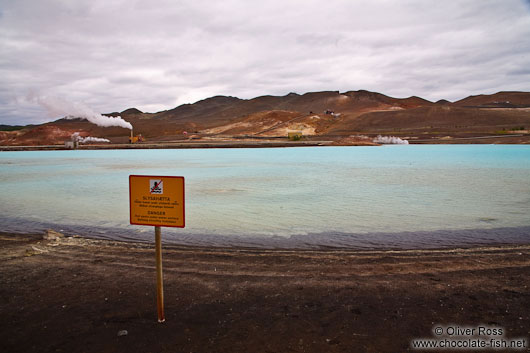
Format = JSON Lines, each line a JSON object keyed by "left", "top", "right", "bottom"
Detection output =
{"left": 1, "top": 145, "right": 529, "bottom": 249}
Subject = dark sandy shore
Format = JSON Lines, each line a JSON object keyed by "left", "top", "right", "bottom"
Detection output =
{"left": 0, "top": 232, "right": 529, "bottom": 353}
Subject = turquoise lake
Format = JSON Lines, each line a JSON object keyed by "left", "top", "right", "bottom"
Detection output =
{"left": 1, "top": 145, "right": 529, "bottom": 248}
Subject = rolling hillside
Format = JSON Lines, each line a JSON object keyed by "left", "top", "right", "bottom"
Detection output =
{"left": 1, "top": 90, "right": 529, "bottom": 145}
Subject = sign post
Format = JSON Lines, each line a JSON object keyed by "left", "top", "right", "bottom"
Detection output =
{"left": 154, "top": 226, "right": 164, "bottom": 322}
{"left": 129, "top": 175, "right": 185, "bottom": 323}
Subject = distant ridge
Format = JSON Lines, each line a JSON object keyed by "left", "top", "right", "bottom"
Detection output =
{"left": 453, "top": 91, "right": 530, "bottom": 107}
{"left": 1, "top": 89, "right": 529, "bottom": 146}
{"left": 121, "top": 108, "right": 143, "bottom": 115}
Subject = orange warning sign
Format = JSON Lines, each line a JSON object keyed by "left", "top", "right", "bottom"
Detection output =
{"left": 129, "top": 175, "right": 185, "bottom": 227}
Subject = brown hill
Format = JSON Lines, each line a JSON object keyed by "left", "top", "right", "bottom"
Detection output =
{"left": 203, "top": 110, "right": 303, "bottom": 136}
{"left": 327, "top": 105, "right": 530, "bottom": 136}
{"left": 1, "top": 90, "right": 529, "bottom": 146}
{"left": 194, "top": 90, "right": 435, "bottom": 137}
{"left": 121, "top": 108, "right": 143, "bottom": 115}
{"left": 453, "top": 91, "right": 530, "bottom": 108}
{"left": 155, "top": 90, "right": 433, "bottom": 129}
{"left": 0, "top": 125, "right": 80, "bottom": 146}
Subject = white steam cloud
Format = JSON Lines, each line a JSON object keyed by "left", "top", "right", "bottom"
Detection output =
{"left": 71, "top": 132, "right": 110, "bottom": 144}
{"left": 373, "top": 135, "right": 409, "bottom": 145}
{"left": 33, "top": 95, "right": 132, "bottom": 130}
{"left": 77, "top": 136, "right": 111, "bottom": 144}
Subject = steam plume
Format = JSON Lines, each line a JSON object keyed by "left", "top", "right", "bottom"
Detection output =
{"left": 373, "top": 135, "right": 409, "bottom": 145}
{"left": 79, "top": 136, "right": 111, "bottom": 143}
{"left": 34, "top": 95, "right": 132, "bottom": 130}
{"left": 71, "top": 132, "right": 110, "bottom": 143}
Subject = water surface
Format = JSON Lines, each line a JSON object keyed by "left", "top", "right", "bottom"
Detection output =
{"left": 1, "top": 145, "right": 529, "bottom": 248}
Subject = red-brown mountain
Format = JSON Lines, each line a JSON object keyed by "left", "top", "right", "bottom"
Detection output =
{"left": 453, "top": 91, "right": 530, "bottom": 107}
{"left": 1, "top": 90, "right": 529, "bottom": 145}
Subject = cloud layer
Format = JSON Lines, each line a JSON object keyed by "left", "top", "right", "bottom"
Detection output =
{"left": 1, "top": 0, "right": 530, "bottom": 124}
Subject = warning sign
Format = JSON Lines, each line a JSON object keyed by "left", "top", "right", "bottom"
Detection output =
{"left": 129, "top": 175, "right": 185, "bottom": 227}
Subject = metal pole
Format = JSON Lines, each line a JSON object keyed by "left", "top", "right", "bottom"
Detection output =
{"left": 155, "top": 226, "right": 165, "bottom": 323}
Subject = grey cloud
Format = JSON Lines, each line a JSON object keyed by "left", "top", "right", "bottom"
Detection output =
{"left": 0, "top": 0, "right": 529, "bottom": 124}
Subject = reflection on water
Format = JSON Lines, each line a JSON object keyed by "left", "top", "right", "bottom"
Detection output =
{"left": 0, "top": 145, "right": 529, "bottom": 248}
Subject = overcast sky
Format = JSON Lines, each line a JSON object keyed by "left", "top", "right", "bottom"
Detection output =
{"left": 1, "top": 0, "right": 530, "bottom": 125}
